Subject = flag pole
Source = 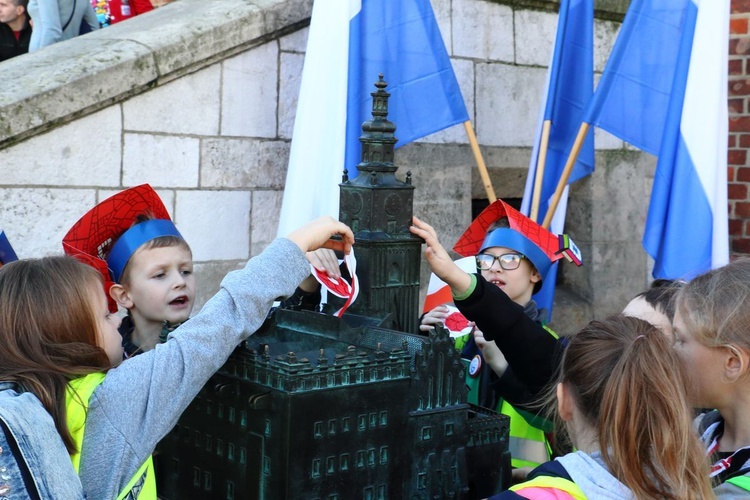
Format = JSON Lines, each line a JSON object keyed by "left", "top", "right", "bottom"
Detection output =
{"left": 529, "top": 120, "right": 552, "bottom": 222}
{"left": 464, "top": 121, "right": 497, "bottom": 203}
{"left": 541, "top": 122, "right": 590, "bottom": 229}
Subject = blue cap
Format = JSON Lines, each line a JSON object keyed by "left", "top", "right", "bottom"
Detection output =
{"left": 106, "top": 219, "right": 182, "bottom": 282}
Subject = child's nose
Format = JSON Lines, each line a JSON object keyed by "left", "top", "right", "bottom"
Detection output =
{"left": 172, "top": 273, "right": 187, "bottom": 288}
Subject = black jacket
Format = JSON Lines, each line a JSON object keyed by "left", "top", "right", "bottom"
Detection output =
{"left": 0, "top": 17, "right": 31, "bottom": 62}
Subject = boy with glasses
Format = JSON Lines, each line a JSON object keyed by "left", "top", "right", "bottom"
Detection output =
{"left": 412, "top": 199, "right": 581, "bottom": 476}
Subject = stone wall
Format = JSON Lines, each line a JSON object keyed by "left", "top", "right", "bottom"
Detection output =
{"left": 0, "top": 0, "right": 650, "bottom": 334}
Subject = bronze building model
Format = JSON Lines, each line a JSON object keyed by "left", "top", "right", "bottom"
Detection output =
{"left": 157, "top": 77, "right": 510, "bottom": 499}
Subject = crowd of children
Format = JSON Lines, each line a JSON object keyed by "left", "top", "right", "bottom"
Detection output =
{"left": 2, "top": 186, "right": 750, "bottom": 498}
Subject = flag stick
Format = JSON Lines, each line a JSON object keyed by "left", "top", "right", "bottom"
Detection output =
{"left": 530, "top": 120, "right": 552, "bottom": 222}
{"left": 464, "top": 121, "right": 497, "bottom": 203}
{"left": 541, "top": 122, "right": 590, "bottom": 229}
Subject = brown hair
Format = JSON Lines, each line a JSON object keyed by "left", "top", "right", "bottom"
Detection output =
{"left": 0, "top": 256, "right": 111, "bottom": 452}
{"left": 676, "top": 258, "right": 750, "bottom": 351}
{"left": 114, "top": 213, "right": 192, "bottom": 285}
{"left": 558, "top": 316, "right": 713, "bottom": 499}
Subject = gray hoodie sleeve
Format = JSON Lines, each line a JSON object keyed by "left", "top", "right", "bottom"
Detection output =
{"left": 77, "top": 237, "right": 311, "bottom": 500}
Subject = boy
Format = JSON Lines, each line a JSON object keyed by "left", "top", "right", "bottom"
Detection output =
{"left": 411, "top": 199, "right": 582, "bottom": 472}
{"left": 63, "top": 184, "right": 195, "bottom": 357}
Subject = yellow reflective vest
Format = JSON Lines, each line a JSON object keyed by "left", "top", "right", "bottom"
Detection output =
{"left": 460, "top": 324, "right": 557, "bottom": 469}
{"left": 509, "top": 475, "right": 587, "bottom": 499}
{"left": 66, "top": 373, "right": 157, "bottom": 500}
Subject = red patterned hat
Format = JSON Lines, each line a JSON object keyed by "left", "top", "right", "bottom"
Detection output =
{"left": 453, "top": 199, "right": 581, "bottom": 283}
{"left": 63, "top": 184, "right": 181, "bottom": 312}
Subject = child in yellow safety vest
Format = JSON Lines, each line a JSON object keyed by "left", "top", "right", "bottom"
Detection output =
{"left": 413, "top": 199, "right": 582, "bottom": 472}
{"left": 495, "top": 316, "right": 712, "bottom": 499}
{"left": 0, "top": 217, "right": 354, "bottom": 500}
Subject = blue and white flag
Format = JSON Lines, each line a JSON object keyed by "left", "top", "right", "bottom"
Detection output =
{"left": 278, "top": 0, "right": 468, "bottom": 237}
{"left": 521, "top": 0, "right": 594, "bottom": 317}
{"left": 0, "top": 230, "right": 18, "bottom": 264}
{"left": 585, "top": 0, "right": 729, "bottom": 279}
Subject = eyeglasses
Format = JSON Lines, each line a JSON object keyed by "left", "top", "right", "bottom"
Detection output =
{"left": 475, "top": 252, "right": 526, "bottom": 271}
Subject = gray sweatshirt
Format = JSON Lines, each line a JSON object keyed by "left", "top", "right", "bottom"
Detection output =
{"left": 77, "top": 238, "right": 309, "bottom": 499}
{"left": 556, "top": 451, "right": 634, "bottom": 499}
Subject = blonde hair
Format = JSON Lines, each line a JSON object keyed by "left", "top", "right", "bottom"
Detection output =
{"left": 0, "top": 256, "right": 111, "bottom": 452}
{"left": 676, "top": 258, "right": 750, "bottom": 350}
{"left": 558, "top": 316, "right": 713, "bottom": 499}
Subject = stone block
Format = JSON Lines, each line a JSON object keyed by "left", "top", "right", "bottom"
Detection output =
{"left": 278, "top": 52, "right": 305, "bottom": 140}
{"left": 0, "top": 107, "right": 121, "bottom": 187}
{"left": 397, "top": 143, "right": 473, "bottom": 303}
{"left": 418, "top": 58, "right": 474, "bottom": 145}
{"left": 476, "top": 64, "right": 545, "bottom": 147}
{"left": 472, "top": 166, "right": 528, "bottom": 201}
{"left": 251, "top": 190, "right": 284, "bottom": 256}
{"left": 431, "top": 0, "right": 452, "bottom": 54}
{"left": 175, "top": 190, "right": 251, "bottom": 261}
{"left": 473, "top": 146, "right": 533, "bottom": 200}
{"left": 192, "top": 260, "right": 245, "bottom": 313}
{"left": 85, "top": 0, "right": 313, "bottom": 81}
{"left": 123, "top": 65, "right": 221, "bottom": 136}
{"left": 594, "top": 127, "right": 624, "bottom": 150}
{"left": 452, "top": 0, "right": 513, "bottom": 62}
{"left": 515, "top": 10, "right": 558, "bottom": 67}
{"left": 0, "top": 38, "right": 156, "bottom": 146}
{"left": 594, "top": 18, "right": 621, "bottom": 73}
{"left": 201, "top": 138, "right": 289, "bottom": 189}
{"left": 566, "top": 150, "right": 649, "bottom": 241}
{"left": 123, "top": 134, "right": 200, "bottom": 188}
{"left": 221, "top": 43, "right": 279, "bottom": 138}
{"left": 0, "top": 188, "right": 96, "bottom": 257}
{"left": 279, "top": 25, "right": 309, "bottom": 53}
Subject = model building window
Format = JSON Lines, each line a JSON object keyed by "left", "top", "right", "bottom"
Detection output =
{"left": 312, "top": 459, "right": 321, "bottom": 479}
{"left": 445, "top": 422, "right": 454, "bottom": 436}
{"left": 379, "top": 446, "right": 388, "bottom": 465}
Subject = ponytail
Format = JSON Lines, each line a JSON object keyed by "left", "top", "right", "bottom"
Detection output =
{"left": 562, "top": 316, "right": 713, "bottom": 499}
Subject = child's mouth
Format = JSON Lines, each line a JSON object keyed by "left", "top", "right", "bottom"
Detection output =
{"left": 170, "top": 296, "right": 189, "bottom": 306}
{"left": 489, "top": 280, "right": 506, "bottom": 288}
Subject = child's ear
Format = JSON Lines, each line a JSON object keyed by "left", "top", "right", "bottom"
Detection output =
{"left": 556, "top": 382, "right": 575, "bottom": 422}
{"left": 723, "top": 344, "right": 750, "bottom": 383}
{"left": 109, "top": 284, "right": 134, "bottom": 310}
{"left": 530, "top": 268, "right": 541, "bottom": 285}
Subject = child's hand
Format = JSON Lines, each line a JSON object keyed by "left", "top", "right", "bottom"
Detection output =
{"left": 286, "top": 217, "right": 354, "bottom": 255}
{"left": 307, "top": 248, "right": 341, "bottom": 279}
{"left": 420, "top": 305, "right": 450, "bottom": 332}
{"left": 298, "top": 248, "right": 341, "bottom": 293}
{"left": 410, "top": 216, "right": 471, "bottom": 295}
{"left": 474, "top": 328, "right": 508, "bottom": 376}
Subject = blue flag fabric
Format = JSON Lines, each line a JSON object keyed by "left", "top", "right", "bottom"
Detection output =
{"left": 0, "top": 230, "right": 18, "bottom": 264}
{"left": 585, "top": 0, "right": 690, "bottom": 156}
{"left": 277, "top": 0, "right": 468, "bottom": 236}
{"left": 534, "top": 0, "right": 595, "bottom": 225}
{"left": 521, "top": 0, "right": 594, "bottom": 319}
{"left": 344, "top": 0, "right": 469, "bottom": 179}
{"left": 584, "top": 0, "right": 729, "bottom": 279}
